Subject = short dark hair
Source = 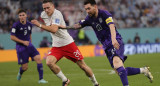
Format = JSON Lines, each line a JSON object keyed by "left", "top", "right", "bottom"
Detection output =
{"left": 18, "top": 9, "right": 26, "bottom": 14}
{"left": 43, "top": 0, "right": 53, "bottom": 4}
{"left": 84, "top": 0, "right": 96, "bottom": 5}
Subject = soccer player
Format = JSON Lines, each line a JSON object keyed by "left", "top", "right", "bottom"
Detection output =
{"left": 59, "top": 0, "right": 154, "bottom": 86}
{"left": 10, "top": 9, "right": 48, "bottom": 84}
{"left": 31, "top": 0, "right": 99, "bottom": 86}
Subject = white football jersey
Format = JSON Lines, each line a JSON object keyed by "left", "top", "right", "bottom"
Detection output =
{"left": 41, "top": 9, "right": 74, "bottom": 47}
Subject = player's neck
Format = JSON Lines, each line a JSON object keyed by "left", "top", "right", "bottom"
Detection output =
{"left": 94, "top": 9, "right": 99, "bottom": 18}
{"left": 20, "top": 20, "right": 26, "bottom": 25}
{"left": 48, "top": 9, "right": 55, "bottom": 17}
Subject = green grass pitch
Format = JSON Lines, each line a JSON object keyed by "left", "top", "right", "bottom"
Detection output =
{"left": 0, "top": 53, "right": 159, "bottom": 86}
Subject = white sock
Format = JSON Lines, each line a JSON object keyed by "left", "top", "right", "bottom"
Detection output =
{"left": 140, "top": 68, "right": 145, "bottom": 74}
{"left": 89, "top": 74, "right": 98, "bottom": 85}
{"left": 56, "top": 71, "right": 67, "bottom": 82}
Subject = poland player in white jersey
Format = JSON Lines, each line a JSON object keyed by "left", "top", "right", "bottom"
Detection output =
{"left": 41, "top": 9, "right": 74, "bottom": 47}
{"left": 31, "top": 0, "right": 99, "bottom": 86}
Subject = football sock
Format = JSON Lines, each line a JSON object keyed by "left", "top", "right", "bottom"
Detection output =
{"left": 56, "top": 71, "right": 67, "bottom": 82}
{"left": 89, "top": 74, "right": 98, "bottom": 85}
{"left": 19, "top": 67, "right": 24, "bottom": 75}
{"left": 140, "top": 67, "right": 146, "bottom": 74}
{"left": 125, "top": 67, "right": 140, "bottom": 76}
{"left": 116, "top": 66, "right": 129, "bottom": 86}
{"left": 37, "top": 63, "right": 43, "bottom": 80}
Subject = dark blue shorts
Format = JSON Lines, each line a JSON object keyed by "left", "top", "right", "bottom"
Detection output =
{"left": 105, "top": 39, "right": 127, "bottom": 68}
{"left": 16, "top": 43, "right": 39, "bottom": 64}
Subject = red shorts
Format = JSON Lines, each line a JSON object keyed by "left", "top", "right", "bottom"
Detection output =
{"left": 48, "top": 42, "right": 84, "bottom": 62}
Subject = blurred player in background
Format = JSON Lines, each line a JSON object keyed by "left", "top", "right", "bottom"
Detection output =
{"left": 60, "top": 0, "right": 153, "bottom": 86}
{"left": 10, "top": 9, "right": 48, "bottom": 84}
{"left": 31, "top": 0, "right": 99, "bottom": 86}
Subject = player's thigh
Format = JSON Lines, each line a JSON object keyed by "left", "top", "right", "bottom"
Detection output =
{"left": 33, "top": 55, "right": 42, "bottom": 64}
{"left": 29, "top": 45, "right": 40, "bottom": 61}
{"left": 46, "top": 55, "right": 57, "bottom": 65}
{"left": 113, "top": 56, "right": 124, "bottom": 69}
{"left": 17, "top": 50, "right": 30, "bottom": 64}
{"left": 21, "top": 63, "right": 28, "bottom": 70}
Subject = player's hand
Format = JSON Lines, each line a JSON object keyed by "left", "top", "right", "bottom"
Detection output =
{"left": 112, "top": 39, "right": 120, "bottom": 50}
{"left": 31, "top": 20, "right": 40, "bottom": 27}
{"left": 23, "top": 41, "right": 29, "bottom": 46}
{"left": 58, "top": 25, "right": 66, "bottom": 29}
{"left": 74, "top": 24, "right": 81, "bottom": 29}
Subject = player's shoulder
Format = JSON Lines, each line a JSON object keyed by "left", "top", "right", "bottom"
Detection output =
{"left": 12, "top": 21, "right": 20, "bottom": 27}
{"left": 26, "top": 21, "right": 33, "bottom": 26}
{"left": 84, "top": 15, "right": 90, "bottom": 20}
{"left": 99, "top": 9, "right": 112, "bottom": 16}
{"left": 54, "top": 9, "right": 62, "bottom": 16}
{"left": 40, "top": 11, "right": 47, "bottom": 18}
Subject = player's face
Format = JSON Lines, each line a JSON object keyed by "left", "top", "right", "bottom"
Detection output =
{"left": 84, "top": 4, "right": 97, "bottom": 17}
{"left": 43, "top": 2, "right": 54, "bottom": 16}
{"left": 18, "top": 12, "right": 27, "bottom": 23}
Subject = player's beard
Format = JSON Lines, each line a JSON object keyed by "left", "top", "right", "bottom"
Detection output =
{"left": 88, "top": 10, "right": 96, "bottom": 17}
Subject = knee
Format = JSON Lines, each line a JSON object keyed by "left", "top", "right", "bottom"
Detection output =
{"left": 46, "top": 60, "right": 52, "bottom": 67}
{"left": 22, "top": 65, "right": 28, "bottom": 71}
{"left": 46, "top": 56, "right": 57, "bottom": 67}
{"left": 34, "top": 56, "right": 42, "bottom": 64}
{"left": 46, "top": 59, "right": 55, "bottom": 67}
{"left": 36, "top": 58, "right": 42, "bottom": 64}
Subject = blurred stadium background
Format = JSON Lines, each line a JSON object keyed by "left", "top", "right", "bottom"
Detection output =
{"left": 0, "top": 0, "right": 160, "bottom": 86}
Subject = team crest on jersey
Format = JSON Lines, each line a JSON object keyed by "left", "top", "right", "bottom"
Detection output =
{"left": 28, "top": 26, "right": 31, "bottom": 30}
{"left": 99, "top": 18, "right": 103, "bottom": 23}
{"left": 55, "top": 18, "right": 60, "bottom": 24}
{"left": 20, "top": 27, "right": 23, "bottom": 30}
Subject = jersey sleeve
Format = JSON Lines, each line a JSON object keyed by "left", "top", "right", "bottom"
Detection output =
{"left": 103, "top": 11, "right": 114, "bottom": 26}
{"left": 79, "top": 16, "right": 90, "bottom": 28}
{"left": 10, "top": 23, "right": 17, "bottom": 36}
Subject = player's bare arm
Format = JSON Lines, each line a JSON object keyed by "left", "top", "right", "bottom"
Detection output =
{"left": 109, "top": 24, "right": 120, "bottom": 50}
{"left": 10, "top": 35, "right": 29, "bottom": 46}
{"left": 59, "top": 23, "right": 82, "bottom": 30}
{"left": 31, "top": 19, "right": 58, "bottom": 33}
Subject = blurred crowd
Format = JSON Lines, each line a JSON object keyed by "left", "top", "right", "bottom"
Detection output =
{"left": 0, "top": 0, "right": 160, "bottom": 34}
{"left": 0, "top": 0, "right": 160, "bottom": 47}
